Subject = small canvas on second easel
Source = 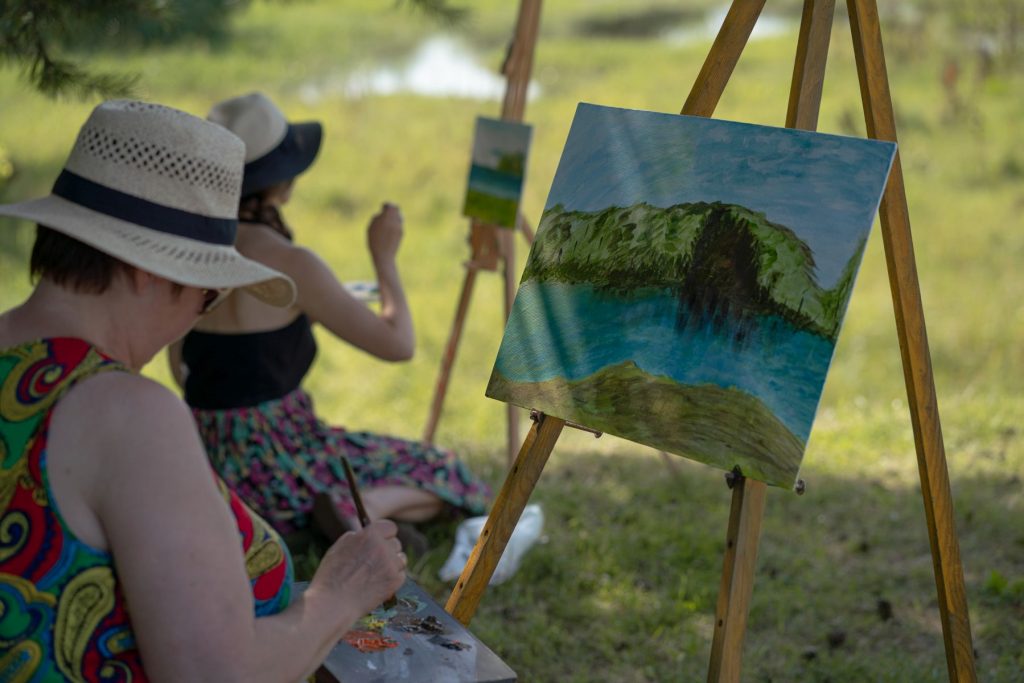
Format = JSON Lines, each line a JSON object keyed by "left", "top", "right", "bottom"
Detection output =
{"left": 462, "top": 116, "right": 532, "bottom": 229}
{"left": 487, "top": 103, "right": 896, "bottom": 487}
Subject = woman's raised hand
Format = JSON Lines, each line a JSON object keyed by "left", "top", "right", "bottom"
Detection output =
{"left": 309, "top": 519, "right": 407, "bottom": 614}
{"left": 367, "top": 202, "right": 403, "bottom": 264}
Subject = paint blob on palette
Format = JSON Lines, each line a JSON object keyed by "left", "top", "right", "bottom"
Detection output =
{"left": 488, "top": 103, "right": 896, "bottom": 488}
{"left": 294, "top": 579, "right": 516, "bottom": 682}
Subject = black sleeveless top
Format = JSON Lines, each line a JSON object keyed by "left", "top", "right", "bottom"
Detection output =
{"left": 182, "top": 314, "right": 317, "bottom": 410}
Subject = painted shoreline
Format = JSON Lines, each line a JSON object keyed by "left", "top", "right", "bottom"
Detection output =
{"left": 487, "top": 359, "right": 804, "bottom": 487}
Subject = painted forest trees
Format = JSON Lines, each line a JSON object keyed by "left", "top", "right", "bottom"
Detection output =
{"left": 525, "top": 201, "right": 863, "bottom": 342}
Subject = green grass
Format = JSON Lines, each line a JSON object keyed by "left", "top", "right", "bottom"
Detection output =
{"left": 463, "top": 187, "right": 519, "bottom": 228}
{"left": 1, "top": 2, "right": 1022, "bottom": 680}
{"left": 489, "top": 361, "right": 804, "bottom": 486}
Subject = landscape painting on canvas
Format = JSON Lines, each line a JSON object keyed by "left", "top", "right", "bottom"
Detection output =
{"left": 486, "top": 103, "right": 896, "bottom": 487}
{"left": 462, "top": 116, "right": 532, "bottom": 229}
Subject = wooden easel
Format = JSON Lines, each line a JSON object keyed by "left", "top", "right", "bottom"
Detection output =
{"left": 444, "top": 2, "right": 978, "bottom": 681}
{"left": 421, "top": 0, "right": 542, "bottom": 465}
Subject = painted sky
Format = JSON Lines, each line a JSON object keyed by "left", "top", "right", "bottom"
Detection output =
{"left": 471, "top": 116, "right": 533, "bottom": 170}
{"left": 545, "top": 103, "right": 896, "bottom": 288}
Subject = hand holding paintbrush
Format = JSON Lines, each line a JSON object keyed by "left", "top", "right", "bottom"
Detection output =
{"left": 340, "top": 455, "right": 399, "bottom": 608}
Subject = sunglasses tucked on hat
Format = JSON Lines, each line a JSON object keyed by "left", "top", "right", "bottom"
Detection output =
{"left": 0, "top": 100, "right": 297, "bottom": 307}
{"left": 207, "top": 93, "right": 322, "bottom": 196}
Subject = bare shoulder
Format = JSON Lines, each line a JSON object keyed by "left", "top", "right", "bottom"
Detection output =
{"left": 235, "top": 222, "right": 307, "bottom": 264}
{"left": 240, "top": 230, "right": 330, "bottom": 286}
{"left": 60, "top": 370, "right": 191, "bottom": 421}
{"left": 55, "top": 371, "right": 203, "bottom": 468}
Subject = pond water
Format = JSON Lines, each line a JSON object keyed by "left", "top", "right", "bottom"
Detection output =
{"left": 494, "top": 281, "right": 836, "bottom": 442}
{"left": 328, "top": 36, "right": 541, "bottom": 101}
{"left": 662, "top": 6, "right": 794, "bottom": 47}
{"left": 300, "top": 6, "right": 793, "bottom": 103}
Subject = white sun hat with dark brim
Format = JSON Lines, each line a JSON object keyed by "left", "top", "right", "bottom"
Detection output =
{"left": 207, "top": 92, "right": 322, "bottom": 196}
{"left": 0, "top": 100, "right": 296, "bottom": 307}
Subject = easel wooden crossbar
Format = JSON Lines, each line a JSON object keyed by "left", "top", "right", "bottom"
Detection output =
{"left": 421, "top": 0, "right": 542, "bottom": 465}
{"left": 445, "top": 1, "right": 977, "bottom": 681}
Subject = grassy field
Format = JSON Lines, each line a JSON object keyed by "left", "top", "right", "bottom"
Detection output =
{"left": 488, "top": 361, "right": 805, "bottom": 486}
{"left": 1, "top": 2, "right": 1022, "bottom": 680}
{"left": 463, "top": 186, "right": 519, "bottom": 227}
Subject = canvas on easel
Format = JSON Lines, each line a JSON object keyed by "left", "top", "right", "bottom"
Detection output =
{"left": 444, "top": 2, "right": 977, "bottom": 682}
{"left": 462, "top": 116, "right": 533, "bottom": 230}
{"left": 487, "top": 103, "right": 895, "bottom": 488}
{"left": 422, "top": 0, "right": 543, "bottom": 464}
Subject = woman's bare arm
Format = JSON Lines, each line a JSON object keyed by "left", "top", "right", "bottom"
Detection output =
{"left": 53, "top": 372, "right": 404, "bottom": 682}
{"left": 248, "top": 204, "right": 415, "bottom": 361}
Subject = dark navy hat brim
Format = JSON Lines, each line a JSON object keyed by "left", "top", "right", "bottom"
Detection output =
{"left": 242, "top": 121, "right": 322, "bottom": 196}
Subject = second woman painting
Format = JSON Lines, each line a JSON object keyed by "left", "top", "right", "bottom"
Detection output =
{"left": 170, "top": 93, "right": 490, "bottom": 545}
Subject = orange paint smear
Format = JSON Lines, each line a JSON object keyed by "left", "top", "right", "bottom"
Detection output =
{"left": 343, "top": 629, "right": 399, "bottom": 653}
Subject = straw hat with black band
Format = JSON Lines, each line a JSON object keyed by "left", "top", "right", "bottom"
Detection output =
{"left": 207, "top": 92, "right": 322, "bottom": 196}
{"left": 0, "top": 99, "right": 296, "bottom": 307}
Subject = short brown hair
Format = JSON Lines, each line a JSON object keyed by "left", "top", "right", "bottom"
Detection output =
{"left": 30, "top": 225, "right": 134, "bottom": 293}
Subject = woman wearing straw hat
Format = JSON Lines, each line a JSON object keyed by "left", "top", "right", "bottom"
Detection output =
{"left": 169, "top": 92, "right": 490, "bottom": 544}
{"left": 0, "top": 100, "right": 405, "bottom": 681}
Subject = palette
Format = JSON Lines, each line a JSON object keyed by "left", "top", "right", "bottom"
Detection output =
{"left": 295, "top": 579, "right": 516, "bottom": 683}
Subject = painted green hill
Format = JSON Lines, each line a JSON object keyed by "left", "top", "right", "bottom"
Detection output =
{"left": 487, "top": 360, "right": 805, "bottom": 487}
{"left": 522, "top": 201, "right": 864, "bottom": 341}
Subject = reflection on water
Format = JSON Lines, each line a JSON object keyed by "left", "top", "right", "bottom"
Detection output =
{"left": 495, "top": 281, "right": 834, "bottom": 442}
{"left": 302, "top": 36, "right": 542, "bottom": 102}
{"left": 662, "top": 6, "right": 794, "bottom": 46}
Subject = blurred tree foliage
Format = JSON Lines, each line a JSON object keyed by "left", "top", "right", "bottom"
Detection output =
{"left": 0, "top": 0, "right": 466, "bottom": 100}
{"left": 919, "top": 0, "right": 1021, "bottom": 62}
{"left": 0, "top": 0, "right": 243, "bottom": 99}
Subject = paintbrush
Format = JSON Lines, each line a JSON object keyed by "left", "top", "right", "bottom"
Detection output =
{"left": 340, "top": 456, "right": 371, "bottom": 528}
{"left": 340, "top": 455, "right": 397, "bottom": 608}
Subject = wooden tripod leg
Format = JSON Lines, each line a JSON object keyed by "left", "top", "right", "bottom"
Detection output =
{"left": 847, "top": 2, "right": 977, "bottom": 680}
{"left": 501, "top": 229, "right": 520, "bottom": 465}
{"left": 701, "top": 3, "right": 832, "bottom": 679}
{"left": 681, "top": 3, "right": 766, "bottom": 677}
{"left": 422, "top": 265, "right": 479, "bottom": 445}
{"left": 681, "top": 0, "right": 766, "bottom": 117}
{"left": 786, "top": 0, "right": 835, "bottom": 131}
{"left": 500, "top": 0, "right": 542, "bottom": 122}
{"left": 707, "top": 476, "right": 767, "bottom": 683}
{"left": 446, "top": 414, "right": 565, "bottom": 625}
{"left": 516, "top": 212, "right": 535, "bottom": 245}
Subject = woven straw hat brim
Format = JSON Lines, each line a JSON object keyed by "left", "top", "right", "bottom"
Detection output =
{"left": 0, "top": 195, "right": 296, "bottom": 307}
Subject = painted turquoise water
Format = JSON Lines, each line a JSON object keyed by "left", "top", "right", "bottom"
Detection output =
{"left": 494, "top": 281, "right": 837, "bottom": 443}
{"left": 467, "top": 164, "right": 523, "bottom": 200}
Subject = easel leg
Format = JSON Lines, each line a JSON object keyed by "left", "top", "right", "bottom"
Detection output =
{"left": 422, "top": 266, "right": 479, "bottom": 445}
{"left": 786, "top": 0, "right": 835, "bottom": 131}
{"left": 501, "top": 228, "right": 520, "bottom": 465}
{"left": 516, "top": 212, "right": 535, "bottom": 244}
{"left": 681, "top": 0, "right": 765, "bottom": 117}
{"left": 847, "top": 2, "right": 977, "bottom": 680}
{"left": 446, "top": 414, "right": 565, "bottom": 625}
{"left": 707, "top": 476, "right": 767, "bottom": 683}
{"left": 695, "top": 3, "right": 832, "bottom": 680}
{"left": 499, "top": 0, "right": 542, "bottom": 122}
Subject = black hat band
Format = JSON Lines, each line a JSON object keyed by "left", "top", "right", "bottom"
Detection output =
{"left": 52, "top": 170, "right": 237, "bottom": 246}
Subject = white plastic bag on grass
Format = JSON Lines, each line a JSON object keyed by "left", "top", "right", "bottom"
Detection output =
{"left": 438, "top": 504, "right": 544, "bottom": 585}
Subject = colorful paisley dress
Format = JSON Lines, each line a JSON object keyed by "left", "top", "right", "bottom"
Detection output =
{"left": 0, "top": 338, "right": 294, "bottom": 682}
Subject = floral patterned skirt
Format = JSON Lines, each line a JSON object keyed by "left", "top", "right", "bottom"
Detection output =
{"left": 192, "top": 388, "right": 491, "bottom": 535}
